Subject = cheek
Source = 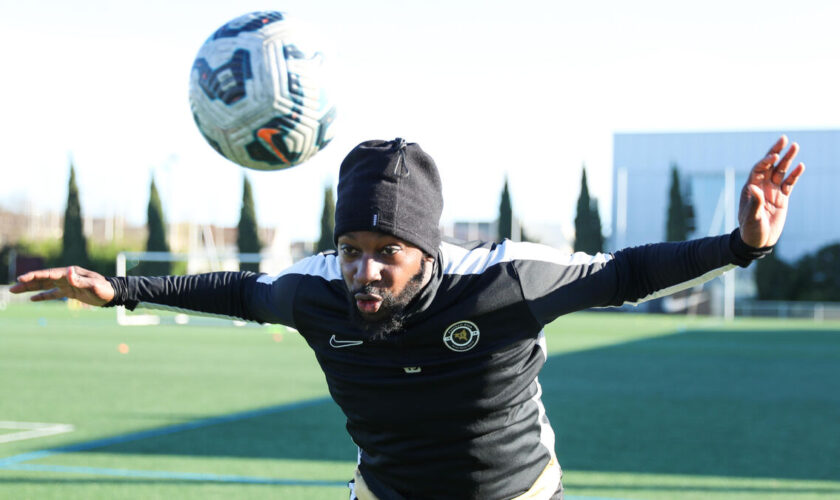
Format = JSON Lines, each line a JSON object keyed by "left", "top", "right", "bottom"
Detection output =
{"left": 340, "top": 262, "right": 355, "bottom": 284}
{"left": 389, "top": 264, "right": 417, "bottom": 291}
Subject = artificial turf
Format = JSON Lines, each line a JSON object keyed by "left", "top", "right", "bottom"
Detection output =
{"left": 1, "top": 301, "right": 838, "bottom": 499}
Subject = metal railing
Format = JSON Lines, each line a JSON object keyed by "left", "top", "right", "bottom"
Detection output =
{"left": 736, "top": 300, "right": 840, "bottom": 321}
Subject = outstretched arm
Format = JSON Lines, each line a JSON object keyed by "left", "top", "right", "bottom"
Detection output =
{"left": 11, "top": 265, "right": 299, "bottom": 327}
{"left": 739, "top": 135, "right": 805, "bottom": 248}
{"left": 10, "top": 266, "right": 115, "bottom": 306}
{"left": 522, "top": 136, "right": 806, "bottom": 324}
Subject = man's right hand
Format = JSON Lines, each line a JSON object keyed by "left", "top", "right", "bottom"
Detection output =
{"left": 10, "top": 266, "right": 115, "bottom": 306}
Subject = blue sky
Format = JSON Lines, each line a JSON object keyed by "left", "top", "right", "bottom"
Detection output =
{"left": 2, "top": 0, "right": 838, "bottom": 242}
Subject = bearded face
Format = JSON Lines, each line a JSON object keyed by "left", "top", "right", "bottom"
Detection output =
{"left": 337, "top": 231, "right": 434, "bottom": 340}
{"left": 346, "top": 259, "right": 427, "bottom": 339}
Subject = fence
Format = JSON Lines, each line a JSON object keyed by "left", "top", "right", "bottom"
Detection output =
{"left": 736, "top": 300, "right": 840, "bottom": 321}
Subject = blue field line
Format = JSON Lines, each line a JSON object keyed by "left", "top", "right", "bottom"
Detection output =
{"left": 0, "top": 464, "right": 631, "bottom": 499}
{"left": 0, "top": 396, "right": 633, "bottom": 498}
{"left": 2, "top": 462, "right": 347, "bottom": 487}
{"left": 565, "top": 498, "right": 635, "bottom": 500}
{"left": 0, "top": 396, "right": 332, "bottom": 468}
{"left": 565, "top": 498, "right": 634, "bottom": 500}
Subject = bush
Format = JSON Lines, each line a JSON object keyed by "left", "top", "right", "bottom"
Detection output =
{"left": 793, "top": 244, "right": 840, "bottom": 301}
{"left": 755, "top": 243, "right": 840, "bottom": 302}
{"left": 89, "top": 242, "right": 142, "bottom": 277}
{"left": 12, "top": 239, "right": 141, "bottom": 279}
{"left": 754, "top": 252, "right": 795, "bottom": 300}
{"left": 0, "top": 245, "right": 17, "bottom": 284}
{"left": 17, "top": 239, "right": 62, "bottom": 268}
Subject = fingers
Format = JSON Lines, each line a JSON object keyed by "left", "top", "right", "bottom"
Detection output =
{"left": 10, "top": 267, "right": 71, "bottom": 294}
{"left": 751, "top": 136, "right": 801, "bottom": 188}
{"left": 9, "top": 277, "right": 57, "bottom": 293}
{"left": 766, "top": 135, "right": 788, "bottom": 156}
{"left": 749, "top": 152, "right": 778, "bottom": 183}
{"left": 15, "top": 267, "right": 69, "bottom": 283}
{"left": 9, "top": 265, "right": 106, "bottom": 304}
{"left": 781, "top": 163, "right": 805, "bottom": 196}
{"left": 67, "top": 266, "right": 80, "bottom": 288}
{"left": 772, "top": 142, "right": 799, "bottom": 185}
{"left": 31, "top": 288, "right": 68, "bottom": 302}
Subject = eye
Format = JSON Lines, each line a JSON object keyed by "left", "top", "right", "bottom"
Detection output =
{"left": 380, "top": 245, "right": 401, "bottom": 256}
{"left": 339, "top": 244, "right": 359, "bottom": 257}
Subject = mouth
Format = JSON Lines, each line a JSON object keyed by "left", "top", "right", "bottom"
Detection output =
{"left": 355, "top": 293, "right": 383, "bottom": 314}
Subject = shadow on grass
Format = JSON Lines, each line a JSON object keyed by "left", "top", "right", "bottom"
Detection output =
{"left": 7, "top": 325, "right": 840, "bottom": 484}
{"left": 82, "top": 397, "right": 355, "bottom": 462}
{"left": 543, "top": 327, "right": 840, "bottom": 481}
{"left": 569, "top": 481, "right": 840, "bottom": 495}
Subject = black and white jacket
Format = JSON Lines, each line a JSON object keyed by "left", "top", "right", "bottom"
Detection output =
{"left": 107, "top": 229, "right": 765, "bottom": 499}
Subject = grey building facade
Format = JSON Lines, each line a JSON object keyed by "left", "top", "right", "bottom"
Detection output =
{"left": 611, "top": 130, "right": 839, "bottom": 263}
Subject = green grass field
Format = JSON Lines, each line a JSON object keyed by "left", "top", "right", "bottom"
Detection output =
{"left": 1, "top": 302, "right": 839, "bottom": 499}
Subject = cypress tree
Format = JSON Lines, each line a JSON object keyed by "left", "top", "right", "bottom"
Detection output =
{"left": 574, "top": 166, "right": 604, "bottom": 254}
{"left": 144, "top": 176, "right": 171, "bottom": 275}
{"left": 497, "top": 178, "right": 513, "bottom": 242}
{"left": 60, "top": 163, "right": 89, "bottom": 267}
{"left": 666, "top": 164, "right": 695, "bottom": 241}
{"left": 237, "top": 175, "right": 262, "bottom": 272}
{"left": 754, "top": 250, "right": 795, "bottom": 300}
{"left": 519, "top": 226, "right": 537, "bottom": 244}
{"left": 808, "top": 244, "right": 840, "bottom": 301}
{"left": 316, "top": 184, "right": 336, "bottom": 253}
{"left": 786, "top": 244, "right": 840, "bottom": 301}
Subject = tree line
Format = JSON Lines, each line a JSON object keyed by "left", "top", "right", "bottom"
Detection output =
{"left": 4, "top": 162, "right": 837, "bottom": 302}
{"left": 505, "top": 163, "right": 838, "bottom": 302}
{"left": 0, "top": 163, "right": 264, "bottom": 281}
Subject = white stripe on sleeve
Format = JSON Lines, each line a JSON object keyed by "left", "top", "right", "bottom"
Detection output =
{"left": 440, "top": 240, "right": 612, "bottom": 276}
{"left": 257, "top": 253, "right": 342, "bottom": 284}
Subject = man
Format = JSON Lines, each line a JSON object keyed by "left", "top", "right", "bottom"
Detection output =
{"left": 12, "top": 136, "right": 804, "bottom": 499}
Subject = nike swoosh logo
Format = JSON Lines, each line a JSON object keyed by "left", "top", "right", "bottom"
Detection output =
{"left": 329, "top": 335, "right": 364, "bottom": 348}
{"left": 256, "top": 128, "right": 290, "bottom": 163}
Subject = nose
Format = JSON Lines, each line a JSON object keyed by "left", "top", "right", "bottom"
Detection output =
{"left": 354, "top": 256, "right": 382, "bottom": 286}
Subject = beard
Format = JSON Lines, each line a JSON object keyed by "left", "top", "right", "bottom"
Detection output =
{"left": 346, "top": 259, "right": 428, "bottom": 340}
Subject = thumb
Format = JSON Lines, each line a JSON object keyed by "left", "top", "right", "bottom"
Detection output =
{"left": 67, "top": 266, "right": 81, "bottom": 288}
{"left": 746, "top": 185, "right": 764, "bottom": 220}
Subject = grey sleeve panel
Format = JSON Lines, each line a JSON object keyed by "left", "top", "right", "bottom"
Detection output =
{"left": 514, "top": 255, "right": 616, "bottom": 322}
{"left": 106, "top": 271, "right": 301, "bottom": 326}
{"left": 242, "top": 272, "right": 302, "bottom": 327}
{"left": 517, "top": 233, "right": 737, "bottom": 324}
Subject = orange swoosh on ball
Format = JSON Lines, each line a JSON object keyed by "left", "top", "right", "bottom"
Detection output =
{"left": 256, "top": 128, "right": 289, "bottom": 163}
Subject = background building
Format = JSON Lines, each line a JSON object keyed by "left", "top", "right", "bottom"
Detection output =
{"left": 610, "top": 130, "right": 839, "bottom": 313}
{"left": 611, "top": 130, "right": 839, "bottom": 262}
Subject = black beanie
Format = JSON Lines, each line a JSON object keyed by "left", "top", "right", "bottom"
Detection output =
{"left": 334, "top": 138, "right": 443, "bottom": 256}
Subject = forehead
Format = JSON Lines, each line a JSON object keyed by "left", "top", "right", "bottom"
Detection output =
{"left": 337, "top": 231, "right": 415, "bottom": 248}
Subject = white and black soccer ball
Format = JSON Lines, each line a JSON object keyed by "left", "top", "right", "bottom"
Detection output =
{"left": 189, "top": 11, "right": 336, "bottom": 171}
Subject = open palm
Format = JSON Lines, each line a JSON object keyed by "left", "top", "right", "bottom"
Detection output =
{"left": 738, "top": 135, "right": 805, "bottom": 248}
{"left": 9, "top": 266, "right": 115, "bottom": 305}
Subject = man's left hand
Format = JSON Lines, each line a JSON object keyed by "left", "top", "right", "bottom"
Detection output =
{"left": 738, "top": 135, "right": 805, "bottom": 248}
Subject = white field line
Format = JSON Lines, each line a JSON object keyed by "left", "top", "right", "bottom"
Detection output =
{"left": 0, "top": 421, "right": 75, "bottom": 444}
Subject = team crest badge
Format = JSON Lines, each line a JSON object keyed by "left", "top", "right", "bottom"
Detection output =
{"left": 443, "top": 320, "right": 480, "bottom": 352}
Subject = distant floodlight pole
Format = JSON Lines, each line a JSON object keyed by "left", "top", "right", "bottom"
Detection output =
{"left": 8, "top": 248, "right": 17, "bottom": 283}
{"left": 616, "top": 167, "right": 628, "bottom": 249}
{"left": 724, "top": 167, "right": 736, "bottom": 320}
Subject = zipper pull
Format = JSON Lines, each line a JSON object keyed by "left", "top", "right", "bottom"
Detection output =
{"left": 393, "top": 138, "right": 409, "bottom": 177}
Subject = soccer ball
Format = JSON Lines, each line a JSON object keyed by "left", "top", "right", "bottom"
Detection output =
{"left": 189, "top": 11, "right": 336, "bottom": 171}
